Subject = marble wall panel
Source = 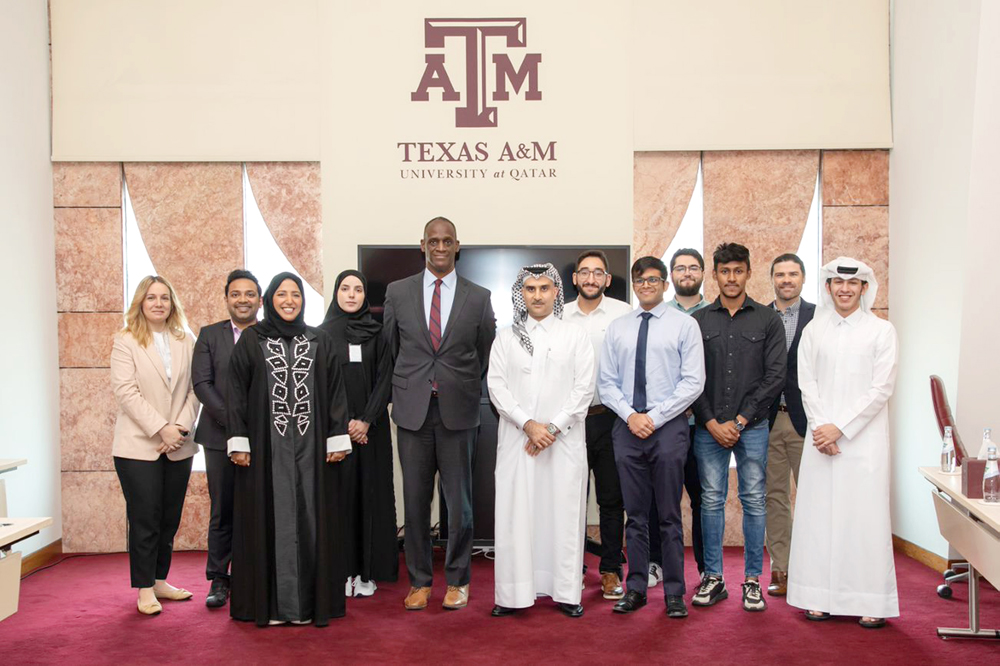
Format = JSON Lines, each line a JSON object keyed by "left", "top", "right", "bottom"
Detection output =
{"left": 58, "top": 312, "right": 122, "bottom": 368}
{"left": 54, "top": 208, "right": 123, "bottom": 313}
{"left": 822, "top": 150, "right": 889, "bottom": 206}
{"left": 60, "top": 369, "right": 116, "bottom": 472}
{"left": 62, "top": 471, "right": 126, "bottom": 553}
{"left": 821, "top": 206, "right": 890, "bottom": 310}
{"left": 123, "top": 163, "right": 243, "bottom": 333}
{"left": 174, "top": 472, "right": 210, "bottom": 551}
{"left": 703, "top": 150, "right": 819, "bottom": 303}
{"left": 52, "top": 162, "right": 121, "bottom": 208}
{"left": 633, "top": 152, "right": 701, "bottom": 260}
{"left": 246, "top": 162, "right": 323, "bottom": 293}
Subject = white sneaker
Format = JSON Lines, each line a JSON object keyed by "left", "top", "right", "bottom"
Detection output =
{"left": 648, "top": 563, "right": 663, "bottom": 588}
{"left": 345, "top": 577, "right": 355, "bottom": 597}
{"left": 354, "top": 578, "right": 377, "bottom": 597}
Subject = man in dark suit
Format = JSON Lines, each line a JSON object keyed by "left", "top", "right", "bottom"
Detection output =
{"left": 383, "top": 216, "right": 496, "bottom": 611}
{"left": 764, "top": 254, "right": 815, "bottom": 596}
{"left": 192, "top": 269, "right": 261, "bottom": 607}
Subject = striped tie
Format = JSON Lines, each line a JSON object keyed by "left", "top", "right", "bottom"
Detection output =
{"left": 429, "top": 278, "right": 443, "bottom": 351}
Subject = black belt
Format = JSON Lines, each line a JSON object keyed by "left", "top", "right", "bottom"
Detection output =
{"left": 588, "top": 405, "right": 608, "bottom": 416}
{"left": 777, "top": 404, "right": 788, "bottom": 413}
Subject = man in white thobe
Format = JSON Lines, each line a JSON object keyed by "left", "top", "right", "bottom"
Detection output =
{"left": 488, "top": 263, "right": 595, "bottom": 618}
{"left": 786, "top": 258, "right": 899, "bottom": 628}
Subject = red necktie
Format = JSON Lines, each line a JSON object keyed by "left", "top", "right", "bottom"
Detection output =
{"left": 429, "top": 279, "right": 443, "bottom": 352}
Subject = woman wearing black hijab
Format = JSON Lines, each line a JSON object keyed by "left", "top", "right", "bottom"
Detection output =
{"left": 226, "top": 272, "right": 352, "bottom": 626}
{"left": 319, "top": 270, "right": 399, "bottom": 597}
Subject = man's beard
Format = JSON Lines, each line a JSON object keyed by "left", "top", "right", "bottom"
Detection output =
{"left": 674, "top": 281, "right": 702, "bottom": 297}
{"left": 579, "top": 284, "right": 606, "bottom": 300}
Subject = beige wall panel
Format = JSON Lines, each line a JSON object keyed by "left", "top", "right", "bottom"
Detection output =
{"left": 246, "top": 162, "right": 323, "bottom": 294}
{"left": 822, "top": 206, "right": 890, "bottom": 310}
{"left": 52, "top": 163, "right": 121, "bottom": 208}
{"left": 51, "top": 0, "right": 321, "bottom": 161}
{"left": 61, "top": 471, "right": 126, "bottom": 553}
{"left": 60, "top": 369, "right": 116, "bottom": 472}
{"left": 822, "top": 150, "right": 890, "bottom": 206}
{"left": 55, "top": 208, "right": 123, "bottom": 313}
{"left": 633, "top": 152, "right": 700, "bottom": 259}
{"left": 174, "top": 472, "right": 209, "bottom": 551}
{"left": 633, "top": 0, "right": 891, "bottom": 150}
{"left": 703, "top": 150, "right": 818, "bottom": 302}
{"left": 58, "top": 312, "right": 121, "bottom": 368}
{"left": 124, "top": 163, "right": 243, "bottom": 333}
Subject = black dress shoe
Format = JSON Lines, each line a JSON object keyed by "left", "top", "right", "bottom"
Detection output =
{"left": 612, "top": 589, "right": 647, "bottom": 614}
{"left": 491, "top": 605, "right": 518, "bottom": 617}
{"left": 206, "top": 578, "right": 230, "bottom": 608}
{"left": 666, "top": 595, "right": 688, "bottom": 618}
{"left": 557, "top": 602, "right": 584, "bottom": 618}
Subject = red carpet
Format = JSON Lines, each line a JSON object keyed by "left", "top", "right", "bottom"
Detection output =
{"left": 2, "top": 548, "right": 998, "bottom": 664}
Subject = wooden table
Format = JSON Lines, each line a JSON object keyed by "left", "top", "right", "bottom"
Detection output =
{"left": 0, "top": 459, "right": 28, "bottom": 518}
{"left": 920, "top": 466, "right": 1000, "bottom": 639}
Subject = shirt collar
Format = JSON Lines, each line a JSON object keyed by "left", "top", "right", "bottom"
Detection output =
{"left": 773, "top": 298, "right": 801, "bottom": 315}
{"left": 566, "top": 296, "right": 606, "bottom": 316}
{"left": 709, "top": 295, "right": 757, "bottom": 311}
{"left": 836, "top": 308, "right": 866, "bottom": 326}
{"left": 668, "top": 297, "right": 707, "bottom": 313}
{"left": 635, "top": 300, "right": 669, "bottom": 319}
{"left": 424, "top": 268, "right": 457, "bottom": 289}
{"left": 526, "top": 314, "right": 555, "bottom": 332}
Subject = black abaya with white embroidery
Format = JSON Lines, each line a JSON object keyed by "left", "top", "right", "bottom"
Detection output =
{"left": 227, "top": 325, "right": 351, "bottom": 626}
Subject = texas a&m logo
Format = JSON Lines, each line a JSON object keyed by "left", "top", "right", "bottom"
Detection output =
{"left": 411, "top": 18, "right": 542, "bottom": 128}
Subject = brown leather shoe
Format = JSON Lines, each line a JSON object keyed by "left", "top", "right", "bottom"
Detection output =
{"left": 767, "top": 571, "right": 787, "bottom": 597}
{"left": 404, "top": 586, "right": 432, "bottom": 610}
{"left": 601, "top": 573, "right": 625, "bottom": 600}
{"left": 442, "top": 584, "right": 469, "bottom": 610}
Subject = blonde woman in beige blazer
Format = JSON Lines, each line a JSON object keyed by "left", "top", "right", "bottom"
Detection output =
{"left": 111, "top": 275, "right": 200, "bottom": 616}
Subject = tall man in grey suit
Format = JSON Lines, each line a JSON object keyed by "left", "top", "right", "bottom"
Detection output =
{"left": 383, "top": 217, "right": 496, "bottom": 611}
{"left": 192, "top": 269, "right": 261, "bottom": 608}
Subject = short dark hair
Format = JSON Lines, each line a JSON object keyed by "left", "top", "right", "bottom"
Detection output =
{"left": 423, "top": 216, "right": 457, "bottom": 237}
{"left": 225, "top": 269, "right": 260, "bottom": 295}
{"left": 712, "top": 243, "right": 751, "bottom": 270}
{"left": 670, "top": 248, "right": 704, "bottom": 271}
{"left": 770, "top": 253, "right": 805, "bottom": 276}
{"left": 631, "top": 256, "right": 668, "bottom": 280}
{"left": 575, "top": 249, "right": 609, "bottom": 271}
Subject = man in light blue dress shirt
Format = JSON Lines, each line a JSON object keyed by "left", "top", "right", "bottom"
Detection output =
{"left": 598, "top": 256, "right": 705, "bottom": 618}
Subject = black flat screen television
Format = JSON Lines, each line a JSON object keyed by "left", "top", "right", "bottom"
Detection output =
{"left": 358, "top": 245, "right": 632, "bottom": 327}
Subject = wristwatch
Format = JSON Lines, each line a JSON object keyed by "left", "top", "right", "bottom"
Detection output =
{"left": 734, "top": 420, "right": 746, "bottom": 432}
{"left": 546, "top": 423, "right": 559, "bottom": 435}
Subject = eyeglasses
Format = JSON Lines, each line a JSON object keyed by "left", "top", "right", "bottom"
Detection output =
{"left": 632, "top": 276, "right": 665, "bottom": 286}
{"left": 575, "top": 269, "right": 607, "bottom": 279}
{"left": 672, "top": 265, "right": 702, "bottom": 274}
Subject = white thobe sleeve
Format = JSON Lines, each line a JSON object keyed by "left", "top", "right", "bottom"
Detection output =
{"left": 550, "top": 330, "right": 595, "bottom": 435}
{"left": 834, "top": 323, "right": 899, "bottom": 441}
{"left": 487, "top": 335, "right": 531, "bottom": 430}
{"left": 796, "top": 320, "right": 828, "bottom": 427}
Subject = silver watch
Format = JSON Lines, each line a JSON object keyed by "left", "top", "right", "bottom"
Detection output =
{"left": 546, "top": 423, "right": 559, "bottom": 435}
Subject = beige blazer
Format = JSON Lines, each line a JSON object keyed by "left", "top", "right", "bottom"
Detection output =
{"left": 111, "top": 331, "right": 200, "bottom": 461}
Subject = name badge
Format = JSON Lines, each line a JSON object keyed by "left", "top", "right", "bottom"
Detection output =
{"left": 349, "top": 344, "right": 362, "bottom": 363}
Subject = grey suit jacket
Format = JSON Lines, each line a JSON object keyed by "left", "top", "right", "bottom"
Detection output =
{"left": 192, "top": 319, "right": 237, "bottom": 450}
{"left": 383, "top": 271, "right": 496, "bottom": 431}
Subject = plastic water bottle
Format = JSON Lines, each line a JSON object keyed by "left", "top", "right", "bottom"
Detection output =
{"left": 940, "top": 426, "right": 956, "bottom": 473}
{"left": 984, "top": 446, "right": 999, "bottom": 503}
{"left": 978, "top": 428, "right": 994, "bottom": 460}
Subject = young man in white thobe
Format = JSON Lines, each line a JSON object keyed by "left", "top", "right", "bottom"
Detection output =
{"left": 786, "top": 257, "right": 899, "bottom": 629}
{"left": 488, "top": 263, "right": 595, "bottom": 618}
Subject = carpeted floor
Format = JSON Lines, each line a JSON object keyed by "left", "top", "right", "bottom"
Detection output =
{"left": 2, "top": 548, "right": 998, "bottom": 664}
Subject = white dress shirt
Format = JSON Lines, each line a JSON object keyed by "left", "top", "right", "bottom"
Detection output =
{"left": 422, "top": 268, "right": 457, "bottom": 336}
{"left": 563, "top": 296, "right": 633, "bottom": 406}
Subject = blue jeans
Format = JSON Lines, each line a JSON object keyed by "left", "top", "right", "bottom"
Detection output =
{"left": 694, "top": 421, "right": 769, "bottom": 578}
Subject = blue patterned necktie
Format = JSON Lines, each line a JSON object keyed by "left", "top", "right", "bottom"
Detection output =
{"left": 633, "top": 312, "right": 653, "bottom": 412}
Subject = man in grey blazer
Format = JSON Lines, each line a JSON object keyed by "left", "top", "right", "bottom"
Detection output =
{"left": 383, "top": 217, "right": 496, "bottom": 611}
{"left": 192, "top": 269, "right": 261, "bottom": 608}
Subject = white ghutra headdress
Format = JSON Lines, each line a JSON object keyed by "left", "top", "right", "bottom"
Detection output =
{"left": 511, "top": 263, "right": 564, "bottom": 355}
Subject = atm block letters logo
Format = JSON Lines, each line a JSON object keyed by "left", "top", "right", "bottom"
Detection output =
{"left": 411, "top": 18, "right": 542, "bottom": 128}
